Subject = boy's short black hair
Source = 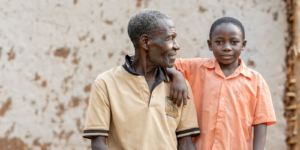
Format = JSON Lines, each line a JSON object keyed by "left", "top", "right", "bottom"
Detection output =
{"left": 209, "top": 17, "right": 245, "bottom": 40}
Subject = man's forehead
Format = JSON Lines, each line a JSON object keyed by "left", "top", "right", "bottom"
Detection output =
{"left": 157, "top": 18, "right": 175, "bottom": 31}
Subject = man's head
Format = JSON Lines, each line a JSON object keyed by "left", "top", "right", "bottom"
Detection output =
{"left": 207, "top": 17, "right": 247, "bottom": 66}
{"left": 128, "top": 9, "right": 180, "bottom": 68}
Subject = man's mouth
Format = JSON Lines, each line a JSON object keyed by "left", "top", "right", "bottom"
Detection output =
{"left": 169, "top": 54, "right": 177, "bottom": 58}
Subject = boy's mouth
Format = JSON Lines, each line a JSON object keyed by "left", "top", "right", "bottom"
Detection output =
{"left": 221, "top": 55, "right": 233, "bottom": 59}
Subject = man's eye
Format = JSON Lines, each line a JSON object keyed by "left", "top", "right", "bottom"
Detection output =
{"left": 216, "top": 41, "right": 223, "bottom": 44}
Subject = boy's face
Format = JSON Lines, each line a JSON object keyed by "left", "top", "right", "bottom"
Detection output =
{"left": 207, "top": 23, "right": 247, "bottom": 66}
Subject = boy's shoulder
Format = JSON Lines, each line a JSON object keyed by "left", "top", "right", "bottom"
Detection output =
{"left": 176, "top": 58, "right": 214, "bottom": 66}
{"left": 243, "top": 66, "right": 266, "bottom": 84}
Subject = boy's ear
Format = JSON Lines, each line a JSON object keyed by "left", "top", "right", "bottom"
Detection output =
{"left": 139, "top": 34, "right": 150, "bottom": 50}
{"left": 207, "top": 39, "right": 213, "bottom": 51}
{"left": 242, "top": 40, "right": 247, "bottom": 51}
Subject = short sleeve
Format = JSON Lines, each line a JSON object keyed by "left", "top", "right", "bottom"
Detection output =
{"left": 176, "top": 81, "right": 200, "bottom": 138}
{"left": 174, "top": 58, "right": 190, "bottom": 79}
{"left": 83, "top": 82, "right": 111, "bottom": 139}
{"left": 253, "top": 76, "right": 276, "bottom": 126}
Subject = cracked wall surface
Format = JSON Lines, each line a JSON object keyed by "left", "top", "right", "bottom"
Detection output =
{"left": 0, "top": 0, "right": 287, "bottom": 149}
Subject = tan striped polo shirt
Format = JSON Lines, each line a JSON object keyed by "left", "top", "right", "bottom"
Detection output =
{"left": 83, "top": 55, "right": 200, "bottom": 150}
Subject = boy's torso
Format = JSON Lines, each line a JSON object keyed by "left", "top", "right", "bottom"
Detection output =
{"left": 175, "top": 58, "right": 276, "bottom": 150}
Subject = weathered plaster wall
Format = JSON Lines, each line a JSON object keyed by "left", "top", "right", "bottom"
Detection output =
{"left": 0, "top": 0, "right": 287, "bottom": 149}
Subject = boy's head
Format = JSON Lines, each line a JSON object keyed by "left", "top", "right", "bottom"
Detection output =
{"left": 207, "top": 17, "right": 247, "bottom": 66}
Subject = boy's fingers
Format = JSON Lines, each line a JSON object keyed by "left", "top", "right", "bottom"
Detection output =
{"left": 177, "top": 92, "right": 182, "bottom": 107}
{"left": 183, "top": 91, "right": 187, "bottom": 108}
{"left": 186, "top": 85, "right": 190, "bottom": 99}
{"left": 170, "top": 89, "right": 174, "bottom": 100}
{"left": 172, "top": 91, "right": 178, "bottom": 103}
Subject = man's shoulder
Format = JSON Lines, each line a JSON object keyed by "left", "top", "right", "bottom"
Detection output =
{"left": 94, "top": 66, "right": 125, "bottom": 85}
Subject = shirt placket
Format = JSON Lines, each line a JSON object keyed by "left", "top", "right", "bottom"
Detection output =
{"left": 212, "top": 79, "right": 227, "bottom": 150}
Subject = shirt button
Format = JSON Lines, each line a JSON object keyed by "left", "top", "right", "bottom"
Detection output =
{"left": 218, "top": 119, "right": 221, "bottom": 121}
{"left": 221, "top": 98, "right": 224, "bottom": 101}
{"left": 224, "top": 80, "right": 227, "bottom": 82}
{"left": 215, "top": 140, "right": 218, "bottom": 143}
{"left": 142, "top": 85, "right": 145, "bottom": 88}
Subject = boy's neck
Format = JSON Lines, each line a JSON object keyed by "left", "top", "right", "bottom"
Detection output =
{"left": 218, "top": 59, "right": 240, "bottom": 78}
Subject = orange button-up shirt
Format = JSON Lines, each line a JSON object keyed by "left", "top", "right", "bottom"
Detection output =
{"left": 174, "top": 58, "right": 276, "bottom": 150}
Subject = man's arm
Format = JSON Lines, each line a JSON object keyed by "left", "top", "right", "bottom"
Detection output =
{"left": 253, "top": 123, "right": 267, "bottom": 150}
{"left": 91, "top": 136, "right": 109, "bottom": 150}
{"left": 177, "top": 136, "right": 197, "bottom": 150}
{"left": 167, "top": 67, "right": 189, "bottom": 107}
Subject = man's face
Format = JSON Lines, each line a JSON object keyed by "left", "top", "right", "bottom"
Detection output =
{"left": 208, "top": 23, "right": 246, "bottom": 66}
{"left": 147, "top": 19, "right": 180, "bottom": 68}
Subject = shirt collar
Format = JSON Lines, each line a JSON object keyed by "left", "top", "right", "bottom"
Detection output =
{"left": 203, "top": 58, "right": 252, "bottom": 80}
{"left": 122, "top": 55, "right": 170, "bottom": 82}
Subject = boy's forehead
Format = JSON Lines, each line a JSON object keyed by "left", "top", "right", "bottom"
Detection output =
{"left": 212, "top": 23, "right": 243, "bottom": 38}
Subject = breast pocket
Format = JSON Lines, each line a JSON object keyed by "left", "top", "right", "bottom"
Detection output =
{"left": 236, "top": 92, "right": 251, "bottom": 122}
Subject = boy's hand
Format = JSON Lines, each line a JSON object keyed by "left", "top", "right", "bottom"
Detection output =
{"left": 170, "top": 71, "right": 190, "bottom": 108}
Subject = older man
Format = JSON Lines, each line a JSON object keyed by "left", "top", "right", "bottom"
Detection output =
{"left": 82, "top": 9, "right": 200, "bottom": 150}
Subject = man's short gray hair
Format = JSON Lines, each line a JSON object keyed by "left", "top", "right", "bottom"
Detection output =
{"left": 128, "top": 9, "right": 171, "bottom": 48}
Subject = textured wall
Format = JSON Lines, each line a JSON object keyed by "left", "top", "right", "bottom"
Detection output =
{"left": 0, "top": 0, "right": 287, "bottom": 150}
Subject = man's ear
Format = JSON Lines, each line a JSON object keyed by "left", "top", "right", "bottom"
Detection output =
{"left": 139, "top": 34, "right": 150, "bottom": 50}
{"left": 207, "top": 39, "right": 213, "bottom": 51}
{"left": 242, "top": 40, "right": 247, "bottom": 51}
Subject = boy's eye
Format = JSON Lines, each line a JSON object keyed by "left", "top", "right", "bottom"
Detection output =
{"left": 216, "top": 41, "right": 223, "bottom": 44}
{"left": 231, "top": 41, "right": 239, "bottom": 44}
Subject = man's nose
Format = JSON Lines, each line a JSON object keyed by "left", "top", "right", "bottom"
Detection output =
{"left": 223, "top": 42, "right": 232, "bottom": 51}
{"left": 173, "top": 40, "right": 180, "bottom": 50}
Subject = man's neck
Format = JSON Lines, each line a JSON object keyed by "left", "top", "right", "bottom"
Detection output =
{"left": 132, "top": 57, "right": 158, "bottom": 81}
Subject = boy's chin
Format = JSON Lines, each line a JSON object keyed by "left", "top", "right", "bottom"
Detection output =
{"left": 217, "top": 59, "right": 237, "bottom": 65}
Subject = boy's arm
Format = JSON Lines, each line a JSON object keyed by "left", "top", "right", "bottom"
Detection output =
{"left": 177, "top": 136, "right": 197, "bottom": 150}
{"left": 167, "top": 67, "right": 189, "bottom": 107}
{"left": 253, "top": 123, "right": 267, "bottom": 150}
{"left": 91, "top": 136, "right": 109, "bottom": 150}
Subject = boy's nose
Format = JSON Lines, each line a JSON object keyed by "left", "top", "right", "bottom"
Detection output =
{"left": 222, "top": 43, "right": 232, "bottom": 51}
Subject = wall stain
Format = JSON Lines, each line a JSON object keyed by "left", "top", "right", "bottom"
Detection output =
{"left": 84, "top": 84, "right": 91, "bottom": 93}
{"left": 41, "top": 80, "right": 47, "bottom": 87}
{"left": 85, "top": 96, "right": 89, "bottom": 106}
{"left": 73, "top": 0, "right": 77, "bottom": 5}
{"left": 34, "top": 73, "right": 41, "bottom": 81}
{"left": 72, "top": 57, "right": 80, "bottom": 65}
{"left": 199, "top": 6, "right": 207, "bottom": 13}
{"left": 78, "top": 32, "right": 90, "bottom": 41}
{"left": 5, "top": 123, "right": 15, "bottom": 137}
{"left": 0, "top": 47, "right": 2, "bottom": 60}
{"left": 90, "top": 38, "right": 94, "bottom": 43}
{"left": 88, "top": 64, "right": 92, "bottom": 70}
{"left": 102, "top": 35, "right": 106, "bottom": 40}
{"left": 0, "top": 137, "right": 29, "bottom": 149}
{"left": 136, "top": 0, "right": 142, "bottom": 7}
{"left": 33, "top": 138, "right": 51, "bottom": 150}
{"left": 56, "top": 103, "right": 65, "bottom": 116}
{"left": 222, "top": 10, "right": 226, "bottom": 16}
{"left": 121, "top": 51, "right": 127, "bottom": 56}
{"left": 76, "top": 118, "right": 83, "bottom": 133}
{"left": 104, "top": 20, "right": 113, "bottom": 25}
{"left": 247, "top": 60, "right": 256, "bottom": 67}
{"left": 7, "top": 47, "right": 15, "bottom": 61}
{"left": 108, "top": 52, "right": 114, "bottom": 58}
{"left": 69, "top": 97, "right": 80, "bottom": 108}
{"left": 0, "top": 97, "right": 12, "bottom": 116}
{"left": 54, "top": 47, "right": 70, "bottom": 59}
{"left": 273, "top": 12, "right": 278, "bottom": 21}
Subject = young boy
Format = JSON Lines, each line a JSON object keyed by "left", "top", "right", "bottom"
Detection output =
{"left": 167, "top": 17, "right": 276, "bottom": 150}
